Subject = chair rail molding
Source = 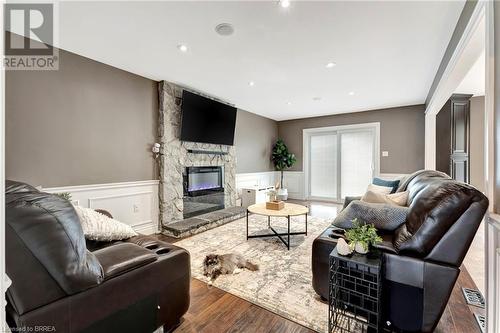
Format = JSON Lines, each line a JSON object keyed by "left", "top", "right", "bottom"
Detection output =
{"left": 43, "top": 180, "right": 160, "bottom": 235}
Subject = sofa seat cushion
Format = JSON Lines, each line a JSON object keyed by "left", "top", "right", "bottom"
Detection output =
{"left": 94, "top": 243, "right": 157, "bottom": 280}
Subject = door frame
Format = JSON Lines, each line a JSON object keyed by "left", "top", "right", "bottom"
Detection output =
{"left": 423, "top": 1, "right": 497, "bottom": 331}
{"left": 303, "top": 122, "right": 380, "bottom": 203}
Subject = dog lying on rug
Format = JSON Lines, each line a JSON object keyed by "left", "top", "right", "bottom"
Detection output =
{"left": 203, "top": 253, "right": 259, "bottom": 284}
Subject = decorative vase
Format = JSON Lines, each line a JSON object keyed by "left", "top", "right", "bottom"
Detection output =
{"left": 337, "top": 238, "right": 353, "bottom": 256}
{"left": 276, "top": 188, "right": 288, "bottom": 201}
{"left": 354, "top": 242, "right": 368, "bottom": 254}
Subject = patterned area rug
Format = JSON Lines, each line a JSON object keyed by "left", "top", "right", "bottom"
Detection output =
{"left": 176, "top": 213, "right": 333, "bottom": 332}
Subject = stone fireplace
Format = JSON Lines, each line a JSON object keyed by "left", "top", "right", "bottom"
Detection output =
{"left": 158, "top": 81, "right": 237, "bottom": 227}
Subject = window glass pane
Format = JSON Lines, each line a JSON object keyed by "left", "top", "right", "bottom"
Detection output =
{"left": 310, "top": 134, "right": 337, "bottom": 198}
{"left": 340, "top": 130, "right": 374, "bottom": 198}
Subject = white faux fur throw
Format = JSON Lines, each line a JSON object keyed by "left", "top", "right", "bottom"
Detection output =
{"left": 74, "top": 206, "right": 138, "bottom": 241}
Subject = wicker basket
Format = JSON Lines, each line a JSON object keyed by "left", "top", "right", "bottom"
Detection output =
{"left": 266, "top": 200, "right": 285, "bottom": 210}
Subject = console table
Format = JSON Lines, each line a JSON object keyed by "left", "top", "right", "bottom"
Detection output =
{"left": 328, "top": 247, "right": 383, "bottom": 333}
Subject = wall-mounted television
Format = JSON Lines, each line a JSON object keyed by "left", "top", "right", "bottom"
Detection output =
{"left": 180, "top": 90, "right": 237, "bottom": 146}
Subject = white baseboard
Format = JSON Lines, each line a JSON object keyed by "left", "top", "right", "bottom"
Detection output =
{"left": 43, "top": 180, "right": 160, "bottom": 235}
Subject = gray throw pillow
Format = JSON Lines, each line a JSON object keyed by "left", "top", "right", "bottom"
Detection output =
{"left": 333, "top": 200, "right": 409, "bottom": 231}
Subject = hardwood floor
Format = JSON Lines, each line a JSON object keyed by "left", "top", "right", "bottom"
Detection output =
{"left": 173, "top": 279, "right": 313, "bottom": 333}
{"left": 156, "top": 200, "right": 484, "bottom": 333}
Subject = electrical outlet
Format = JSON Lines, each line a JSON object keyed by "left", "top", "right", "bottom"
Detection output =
{"left": 133, "top": 204, "right": 139, "bottom": 213}
{"left": 382, "top": 151, "right": 389, "bottom": 157}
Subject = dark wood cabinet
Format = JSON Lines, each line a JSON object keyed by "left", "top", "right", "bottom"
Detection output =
{"left": 435, "top": 94, "right": 472, "bottom": 183}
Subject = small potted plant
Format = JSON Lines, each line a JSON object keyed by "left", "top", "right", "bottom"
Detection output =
{"left": 345, "top": 218, "right": 382, "bottom": 254}
{"left": 271, "top": 138, "right": 296, "bottom": 201}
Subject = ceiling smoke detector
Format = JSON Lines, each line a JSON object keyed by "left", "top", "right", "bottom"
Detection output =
{"left": 215, "top": 23, "right": 235, "bottom": 36}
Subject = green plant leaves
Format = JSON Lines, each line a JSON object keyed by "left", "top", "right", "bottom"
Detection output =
{"left": 345, "top": 218, "right": 382, "bottom": 250}
{"left": 272, "top": 139, "right": 297, "bottom": 171}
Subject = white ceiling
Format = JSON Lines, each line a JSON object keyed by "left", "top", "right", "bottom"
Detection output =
{"left": 455, "top": 50, "right": 485, "bottom": 96}
{"left": 54, "top": 1, "right": 464, "bottom": 121}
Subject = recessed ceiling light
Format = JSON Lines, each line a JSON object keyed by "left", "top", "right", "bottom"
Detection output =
{"left": 349, "top": 91, "right": 355, "bottom": 96}
{"left": 249, "top": 81, "right": 255, "bottom": 87}
{"left": 326, "top": 62, "right": 336, "bottom": 68}
{"left": 177, "top": 44, "right": 188, "bottom": 52}
{"left": 215, "top": 23, "right": 235, "bottom": 36}
{"left": 313, "top": 97, "right": 322, "bottom": 101}
{"left": 279, "top": 0, "right": 290, "bottom": 8}
{"left": 287, "top": 101, "right": 292, "bottom": 105}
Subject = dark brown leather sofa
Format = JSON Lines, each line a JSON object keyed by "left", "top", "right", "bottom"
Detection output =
{"left": 5, "top": 180, "right": 190, "bottom": 333}
{"left": 312, "top": 170, "right": 488, "bottom": 332}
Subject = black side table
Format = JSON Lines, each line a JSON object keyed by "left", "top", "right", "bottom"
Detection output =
{"left": 328, "top": 247, "right": 383, "bottom": 333}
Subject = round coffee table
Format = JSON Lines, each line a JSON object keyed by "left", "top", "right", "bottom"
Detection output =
{"left": 246, "top": 202, "right": 309, "bottom": 250}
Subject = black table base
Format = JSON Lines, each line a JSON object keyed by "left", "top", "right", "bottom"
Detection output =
{"left": 246, "top": 211, "right": 308, "bottom": 250}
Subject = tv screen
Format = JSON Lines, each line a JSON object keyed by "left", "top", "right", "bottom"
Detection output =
{"left": 180, "top": 90, "right": 237, "bottom": 145}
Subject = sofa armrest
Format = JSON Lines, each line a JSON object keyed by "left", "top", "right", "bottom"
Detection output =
{"left": 342, "top": 196, "right": 361, "bottom": 210}
{"left": 93, "top": 243, "right": 157, "bottom": 280}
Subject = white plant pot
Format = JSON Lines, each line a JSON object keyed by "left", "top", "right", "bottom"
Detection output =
{"left": 276, "top": 188, "right": 288, "bottom": 201}
{"left": 354, "top": 242, "right": 368, "bottom": 254}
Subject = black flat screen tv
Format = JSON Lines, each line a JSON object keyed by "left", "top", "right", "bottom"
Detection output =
{"left": 180, "top": 90, "right": 237, "bottom": 146}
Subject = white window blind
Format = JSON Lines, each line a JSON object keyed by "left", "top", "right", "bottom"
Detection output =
{"left": 310, "top": 134, "right": 337, "bottom": 198}
{"left": 340, "top": 130, "right": 374, "bottom": 198}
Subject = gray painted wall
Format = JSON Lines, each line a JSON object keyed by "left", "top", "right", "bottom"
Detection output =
{"left": 470, "top": 95, "right": 485, "bottom": 192}
{"left": 235, "top": 109, "right": 278, "bottom": 173}
{"left": 6, "top": 45, "right": 158, "bottom": 187}
{"left": 277, "top": 105, "right": 425, "bottom": 173}
{"left": 5, "top": 34, "right": 279, "bottom": 187}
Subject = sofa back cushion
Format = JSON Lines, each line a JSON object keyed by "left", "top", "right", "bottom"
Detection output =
{"left": 393, "top": 172, "right": 488, "bottom": 262}
{"left": 6, "top": 180, "right": 103, "bottom": 314}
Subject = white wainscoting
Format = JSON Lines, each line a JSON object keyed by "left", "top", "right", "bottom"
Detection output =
{"left": 487, "top": 214, "right": 500, "bottom": 333}
{"left": 236, "top": 171, "right": 406, "bottom": 202}
{"left": 236, "top": 171, "right": 305, "bottom": 201}
{"left": 282, "top": 171, "right": 305, "bottom": 200}
{"left": 378, "top": 173, "right": 409, "bottom": 180}
{"left": 235, "top": 171, "right": 277, "bottom": 189}
{"left": 43, "top": 180, "right": 159, "bottom": 235}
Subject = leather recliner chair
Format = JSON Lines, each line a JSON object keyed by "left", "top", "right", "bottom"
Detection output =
{"left": 311, "top": 170, "right": 488, "bottom": 332}
{"left": 5, "top": 180, "right": 191, "bottom": 333}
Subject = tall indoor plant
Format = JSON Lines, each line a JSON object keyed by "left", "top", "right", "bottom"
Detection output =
{"left": 272, "top": 138, "right": 296, "bottom": 200}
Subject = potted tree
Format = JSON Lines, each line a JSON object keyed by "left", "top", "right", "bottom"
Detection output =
{"left": 272, "top": 139, "right": 297, "bottom": 201}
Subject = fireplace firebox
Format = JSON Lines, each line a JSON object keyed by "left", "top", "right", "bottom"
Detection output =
{"left": 183, "top": 166, "right": 225, "bottom": 218}
{"left": 184, "top": 166, "right": 224, "bottom": 196}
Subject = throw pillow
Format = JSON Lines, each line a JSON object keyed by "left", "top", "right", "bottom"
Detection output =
{"left": 74, "top": 206, "right": 138, "bottom": 241}
{"left": 361, "top": 190, "right": 409, "bottom": 207}
{"left": 372, "top": 177, "right": 400, "bottom": 194}
{"left": 367, "top": 183, "right": 392, "bottom": 194}
{"left": 332, "top": 200, "right": 409, "bottom": 231}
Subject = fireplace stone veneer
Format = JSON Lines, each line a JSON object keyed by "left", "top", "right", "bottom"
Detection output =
{"left": 158, "top": 81, "right": 237, "bottom": 227}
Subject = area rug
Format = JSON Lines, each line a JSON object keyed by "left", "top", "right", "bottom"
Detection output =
{"left": 175, "top": 213, "right": 333, "bottom": 332}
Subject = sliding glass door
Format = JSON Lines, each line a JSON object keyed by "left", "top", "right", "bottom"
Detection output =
{"left": 309, "top": 133, "right": 338, "bottom": 198}
{"left": 306, "top": 124, "right": 378, "bottom": 202}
